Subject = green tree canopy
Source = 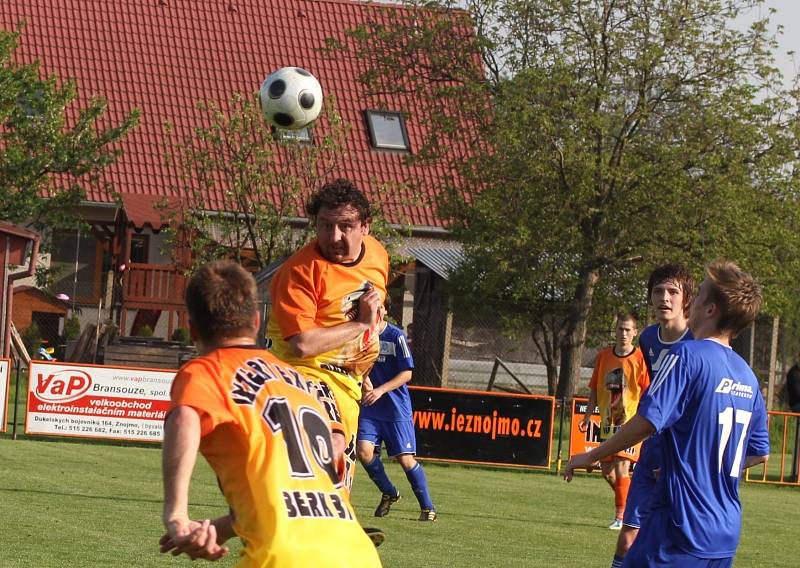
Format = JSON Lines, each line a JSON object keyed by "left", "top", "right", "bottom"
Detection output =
{"left": 0, "top": 27, "right": 139, "bottom": 232}
{"left": 339, "top": 0, "right": 800, "bottom": 396}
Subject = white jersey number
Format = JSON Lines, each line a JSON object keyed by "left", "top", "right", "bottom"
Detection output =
{"left": 717, "top": 407, "right": 752, "bottom": 477}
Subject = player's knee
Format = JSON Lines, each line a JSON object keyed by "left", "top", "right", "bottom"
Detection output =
{"left": 616, "top": 526, "right": 638, "bottom": 555}
{"left": 356, "top": 442, "right": 375, "bottom": 465}
{"left": 396, "top": 453, "right": 417, "bottom": 470}
{"left": 332, "top": 431, "right": 346, "bottom": 462}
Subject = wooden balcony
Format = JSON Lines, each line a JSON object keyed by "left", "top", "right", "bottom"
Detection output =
{"left": 122, "top": 263, "right": 186, "bottom": 309}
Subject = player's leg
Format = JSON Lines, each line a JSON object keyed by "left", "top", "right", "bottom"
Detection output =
{"left": 357, "top": 418, "right": 400, "bottom": 517}
{"left": 600, "top": 459, "right": 617, "bottom": 489}
{"left": 612, "top": 457, "right": 631, "bottom": 529}
{"left": 612, "top": 467, "right": 653, "bottom": 567}
{"left": 386, "top": 421, "right": 436, "bottom": 521}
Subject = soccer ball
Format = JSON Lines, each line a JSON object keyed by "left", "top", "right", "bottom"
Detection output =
{"left": 259, "top": 67, "right": 323, "bottom": 131}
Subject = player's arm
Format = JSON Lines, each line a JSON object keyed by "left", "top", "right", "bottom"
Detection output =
{"left": 161, "top": 406, "right": 229, "bottom": 560}
{"left": 287, "top": 287, "right": 383, "bottom": 358}
{"left": 564, "top": 414, "right": 655, "bottom": 481}
{"left": 362, "top": 370, "right": 412, "bottom": 406}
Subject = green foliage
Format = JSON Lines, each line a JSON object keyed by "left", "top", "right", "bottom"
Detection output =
{"left": 170, "top": 327, "right": 191, "bottom": 345}
{"left": 161, "top": 93, "right": 349, "bottom": 271}
{"left": 21, "top": 322, "right": 42, "bottom": 357}
{"left": 136, "top": 324, "right": 153, "bottom": 338}
{"left": 63, "top": 315, "right": 81, "bottom": 340}
{"left": 340, "top": 0, "right": 800, "bottom": 397}
{"left": 0, "top": 26, "right": 139, "bottom": 235}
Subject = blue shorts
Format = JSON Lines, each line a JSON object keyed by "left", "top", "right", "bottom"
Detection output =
{"left": 357, "top": 417, "right": 417, "bottom": 457}
{"left": 622, "top": 467, "right": 656, "bottom": 528}
{"left": 624, "top": 509, "right": 734, "bottom": 568}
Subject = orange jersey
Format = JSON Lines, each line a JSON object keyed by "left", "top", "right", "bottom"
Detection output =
{"left": 267, "top": 235, "right": 389, "bottom": 401}
{"left": 589, "top": 346, "right": 650, "bottom": 441}
{"left": 169, "top": 346, "right": 381, "bottom": 568}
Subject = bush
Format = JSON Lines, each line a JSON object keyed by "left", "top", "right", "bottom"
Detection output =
{"left": 137, "top": 325, "right": 154, "bottom": 338}
{"left": 171, "top": 327, "right": 191, "bottom": 345}
{"left": 63, "top": 315, "right": 81, "bottom": 340}
{"left": 22, "top": 322, "right": 43, "bottom": 358}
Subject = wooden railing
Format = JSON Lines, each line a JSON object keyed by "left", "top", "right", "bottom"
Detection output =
{"left": 122, "top": 263, "right": 186, "bottom": 309}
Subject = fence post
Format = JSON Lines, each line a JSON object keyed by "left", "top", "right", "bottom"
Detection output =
{"left": 555, "top": 397, "right": 567, "bottom": 474}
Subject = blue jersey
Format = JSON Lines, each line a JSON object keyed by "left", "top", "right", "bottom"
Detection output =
{"left": 359, "top": 323, "right": 413, "bottom": 422}
{"left": 637, "top": 339, "right": 770, "bottom": 558}
{"left": 637, "top": 324, "right": 693, "bottom": 474}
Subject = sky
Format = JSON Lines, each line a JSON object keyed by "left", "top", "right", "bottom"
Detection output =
{"left": 735, "top": 0, "right": 799, "bottom": 88}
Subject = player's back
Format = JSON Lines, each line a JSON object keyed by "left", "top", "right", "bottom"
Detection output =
{"left": 647, "top": 339, "right": 769, "bottom": 557}
{"left": 172, "top": 347, "right": 381, "bottom": 567}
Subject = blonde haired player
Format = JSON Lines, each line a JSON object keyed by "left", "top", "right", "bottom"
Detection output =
{"left": 160, "top": 261, "right": 381, "bottom": 566}
{"left": 581, "top": 312, "right": 649, "bottom": 529}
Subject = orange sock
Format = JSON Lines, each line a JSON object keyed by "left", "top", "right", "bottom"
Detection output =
{"left": 614, "top": 475, "right": 631, "bottom": 519}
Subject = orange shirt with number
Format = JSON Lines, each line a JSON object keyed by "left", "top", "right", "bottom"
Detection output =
{"left": 169, "top": 346, "right": 381, "bottom": 568}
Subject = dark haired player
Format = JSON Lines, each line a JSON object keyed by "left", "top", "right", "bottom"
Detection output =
{"left": 267, "top": 178, "right": 389, "bottom": 494}
{"left": 356, "top": 320, "right": 437, "bottom": 522}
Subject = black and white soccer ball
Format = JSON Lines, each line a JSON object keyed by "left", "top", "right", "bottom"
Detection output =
{"left": 259, "top": 67, "right": 323, "bottom": 131}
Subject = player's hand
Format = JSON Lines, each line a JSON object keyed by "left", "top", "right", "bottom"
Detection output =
{"left": 362, "top": 375, "right": 374, "bottom": 392}
{"left": 160, "top": 518, "right": 229, "bottom": 561}
{"left": 362, "top": 386, "right": 385, "bottom": 406}
{"left": 563, "top": 452, "right": 597, "bottom": 482}
{"left": 357, "top": 286, "right": 383, "bottom": 327}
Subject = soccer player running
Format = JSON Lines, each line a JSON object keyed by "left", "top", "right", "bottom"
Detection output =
{"left": 267, "top": 179, "right": 389, "bottom": 494}
{"left": 611, "top": 264, "right": 694, "bottom": 566}
{"left": 160, "top": 261, "right": 382, "bottom": 566}
{"left": 580, "top": 312, "right": 649, "bottom": 530}
{"left": 565, "top": 261, "right": 770, "bottom": 567}
{"left": 356, "top": 318, "right": 437, "bottom": 522}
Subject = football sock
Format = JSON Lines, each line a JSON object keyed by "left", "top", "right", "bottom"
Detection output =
{"left": 404, "top": 463, "right": 434, "bottom": 510}
{"left": 611, "top": 554, "right": 624, "bottom": 568}
{"left": 614, "top": 475, "right": 631, "bottom": 520}
{"left": 364, "top": 456, "right": 397, "bottom": 497}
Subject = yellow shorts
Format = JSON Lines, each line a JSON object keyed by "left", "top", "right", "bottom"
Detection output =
{"left": 296, "top": 365, "right": 362, "bottom": 493}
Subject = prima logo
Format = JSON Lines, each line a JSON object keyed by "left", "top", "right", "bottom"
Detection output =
{"left": 714, "top": 378, "right": 754, "bottom": 398}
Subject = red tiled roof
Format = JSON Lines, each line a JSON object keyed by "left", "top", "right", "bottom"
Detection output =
{"left": 3, "top": 0, "right": 467, "bottom": 229}
{"left": 118, "top": 193, "right": 180, "bottom": 231}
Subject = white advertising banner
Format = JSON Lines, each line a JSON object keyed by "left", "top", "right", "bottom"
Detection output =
{"left": 26, "top": 361, "right": 175, "bottom": 442}
{"left": 0, "top": 358, "right": 10, "bottom": 433}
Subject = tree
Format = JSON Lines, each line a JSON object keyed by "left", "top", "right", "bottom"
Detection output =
{"left": 338, "top": 0, "right": 800, "bottom": 397}
{"left": 162, "top": 93, "right": 350, "bottom": 271}
{"left": 0, "top": 27, "right": 139, "bottom": 232}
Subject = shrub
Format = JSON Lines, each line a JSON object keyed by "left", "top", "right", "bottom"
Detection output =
{"left": 63, "top": 315, "right": 81, "bottom": 340}
{"left": 22, "top": 322, "right": 43, "bottom": 357}
{"left": 171, "top": 327, "right": 191, "bottom": 345}
{"left": 137, "top": 325, "right": 154, "bottom": 338}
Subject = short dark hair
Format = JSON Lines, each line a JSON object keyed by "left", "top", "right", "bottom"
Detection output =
{"left": 185, "top": 260, "right": 257, "bottom": 344}
{"left": 704, "top": 260, "right": 762, "bottom": 338}
{"left": 616, "top": 310, "right": 639, "bottom": 327}
{"left": 306, "top": 178, "right": 372, "bottom": 222}
{"left": 646, "top": 263, "right": 695, "bottom": 313}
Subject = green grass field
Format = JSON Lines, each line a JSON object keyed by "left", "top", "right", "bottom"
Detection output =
{"left": 1, "top": 437, "right": 798, "bottom": 567}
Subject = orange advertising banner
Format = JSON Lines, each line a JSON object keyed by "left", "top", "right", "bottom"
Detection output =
{"left": 569, "top": 397, "right": 641, "bottom": 461}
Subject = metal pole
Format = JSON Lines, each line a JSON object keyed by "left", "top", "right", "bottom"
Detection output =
{"left": 71, "top": 225, "right": 81, "bottom": 313}
{"left": 11, "top": 359, "right": 21, "bottom": 440}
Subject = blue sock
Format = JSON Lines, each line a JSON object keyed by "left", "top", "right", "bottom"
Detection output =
{"left": 364, "top": 456, "right": 397, "bottom": 497}
{"left": 404, "top": 463, "right": 434, "bottom": 510}
{"left": 611, "top": 554, "right": 624, "bottom": 568}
